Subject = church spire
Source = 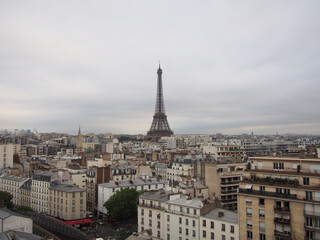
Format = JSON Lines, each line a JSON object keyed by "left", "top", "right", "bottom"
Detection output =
{"left": 76, "top": 125, "right": 83, "bottom": 155}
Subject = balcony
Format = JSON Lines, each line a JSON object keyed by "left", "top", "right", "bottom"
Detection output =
{"left": 139, "top": 203, "right": 164, "bottom": 210}
{"left": 274, "top": 230, "right": 291, "bottom": 239}
{"left": 239, "top": 188, "right": 297, "bottom": 200}
{"left": 221, "top": 189, "right": 238, "bottom": 194}
{"left": 221, "top": 181, "right": 240, "bottom": 186}
{"left": 274, "top": 217, "right": 290, "bottom": 225}
{"left": 274, "top": 207, "right": 291, "bottom": 214}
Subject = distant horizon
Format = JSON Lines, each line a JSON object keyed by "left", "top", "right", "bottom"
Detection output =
{"left": 1, "top": 128, "right": 320, "bottom": 137}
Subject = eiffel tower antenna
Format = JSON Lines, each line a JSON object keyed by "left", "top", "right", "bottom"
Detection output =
{"left": 147, "top": 64, "right": 173, "bottom": 141}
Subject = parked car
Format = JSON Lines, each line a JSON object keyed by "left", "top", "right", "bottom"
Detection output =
{"left": 98, "top": 220, "right": 104, "bottom": 225}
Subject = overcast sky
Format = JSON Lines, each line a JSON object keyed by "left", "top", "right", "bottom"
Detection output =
{"left": 1, "top": 1, "right": 320, "bottom": 135}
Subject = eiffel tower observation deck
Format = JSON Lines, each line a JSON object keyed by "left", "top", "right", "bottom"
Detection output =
{"left": 147, "top": 64, "right": 173, "bottom": 141}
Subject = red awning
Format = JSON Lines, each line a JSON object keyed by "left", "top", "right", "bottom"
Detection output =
{"left": 62, "top": 218, "right": 94, "bottom": 225}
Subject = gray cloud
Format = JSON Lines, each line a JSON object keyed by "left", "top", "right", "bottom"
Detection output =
{"left": 0, "top": 1, "right": 320, "bottom": 135}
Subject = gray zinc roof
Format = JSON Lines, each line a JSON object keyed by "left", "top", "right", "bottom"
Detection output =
{"left": 99, "top": 178, "right": 166, "bottom": 188}
{"left": 203, "top": 208, "right": 238, "bottom": 224}
{"left": 50, "top": 184, "right": 85, "bottom": 192}
{"left": 166, "top": 196, "right": 203, "bottom": 209}
{"left": 140, "top": 190, "right": 173, "bottom": 202}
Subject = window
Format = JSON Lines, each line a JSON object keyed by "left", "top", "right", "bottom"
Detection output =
{"left": 246, "top": 197, "right": 252, "bottom": 204}
{"left": 186, "top": 228, "right": 189, "bottom": 235}
{"left": 157, "top": 231, "right": 160, "bottom": 238}
{"left": 179, "top": 227, "right": 182, "bottom": 233}
{"left": 221, "top": 235, "right": 225, "bottom": 240}
{"left": 259, "top": 209, "right": 265, "bottom": 218}
{"left": 193, "top": 220, "right": 195, "bottom": 227}
{"left": 222, "top": 223, "right": 225, "bottom": 231}
{"left": 259, "top": 233, "right": 266, "bottom": 240}
{"left": 246, "top": 208, "right": 252, "bottom": 216}
{"left": 141, "top": 209, "right": 144, "bottom": 216}
{"left": 304, "top": 177, "right": 310, "bottom": 185}
{"left": 80, "top": 199, "right": 83, "bottom": 204}
{"left": 194, "top": 209, "right": 197, "bottom": 215}
{"left": 203, "top": 230, "right": 206, "bottom": 238}
{"left": 259, "top": 198, "right": 265, "bottom": 206}
{"left": 167, "top": 234, "right": 170, "bottom": 240}
{"left": 72, "top": 207, "right": 75, "bottom": 212}
{"left": 180, "top": 207, "right": 183, "bottom": 212}
{"left": 187, "top": 208, "right": 190, "bottom": 214}
{"left": 306, "top": 217, "right": 313, "bottom": 227}
{"left": 167, "top": 215, "right": 170, "bottom": 221}
{"left": 273, "top": 162, "right": 284, "bottom": 169}
{"left": 211, "top": 232, "right": 214, "bottom": 239}
{"left": 231, "top": 237, "right": 234, "bottom": 240}
{"left": 179, "top": 217, "right": 182, "bottom": 224}
{"left": 157, "top": 221, "right": 160, "bottom": 228}
{"left": 231, "top": 225, "right": 234, "bottom": 233}
{"left": 247, "top": 220, "right": 252, "bottom": 228}
{"left": 314, "top": 218, "right": 320, "bottom": 228}
{"left": 72, "top": 193, "right": 75, "bottom": 198}
{"left": 284, "top": 188, "right": 290, "bottom": 195}
{"left": 149, "top": 219, "right": 152, "bottom": 227}
{"left": 203, "top": 220, "right": 206, "bottom": 227}
{"left": 80, "top": 192, "right": 83, "bottom": 197}
{"left": 210, "top": 221, "right": 214, "bottom": 229}
{"left": 72, "top": 200, "right": 75, "bottom": 205}
{"left": 247, "top": 231, "right": 252, "bottom": 239}
{"left": 260, "top": 186, "right": 265, "bottom": 192}
{"left": 192, "top": 230, "right": 196, "bottom": 237}
{"left": 306, "top": 191, "right": 313, "bottom": 200}
{"left": 259, "top": 221, "right": 265, "bottom": 231}
{"left": 141, "top": 218, "right": 144, "bottom": 224}
{"left": 276, "top": 188, "right": 282, "bottom": 194}
{"left": 149, "top": 210, "right": 152, "bottom": 217}
{"left": 186, "top": 219, "right": 189, "bottom": 225}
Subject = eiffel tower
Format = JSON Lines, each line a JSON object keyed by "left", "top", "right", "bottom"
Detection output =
{"left": 147, "top": 64, "right": 173, "bottom": 141}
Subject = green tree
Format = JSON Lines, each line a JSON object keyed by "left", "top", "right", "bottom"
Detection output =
{"left": 0, "top": 191, "right": 13, "bottom": 209}
{"left": 104, "top": 188, "right": 143, "bottom": 222}
{"left": 16, "top": 206, "right": 33, "bottom": 212}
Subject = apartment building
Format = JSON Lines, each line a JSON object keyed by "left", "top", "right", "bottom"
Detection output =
{"left": 31, "top": 170, "right": 71, "bottom": 213}
{"left": 86, "top": 166, "right": 111, "bottom": 214}
{"left": 98, "top": 177, "right": 166, "bottom": 219}
{"left": 111, "top": 166, "right": 137, "bottom": 181}
{"left": 238, "top": 156, "right": 320, "bottom": 240}
{"left": 49, "top": 184, "right": 86, "bottom": 220}
{"left": 137, "top": 191, "right": 229, "bottom": 240}
{"left": 154, "top": 163, "right": 168, "bottom": 180}
{"left": 138, "top": 190, "right": 172, "bottom": 239}
{"left": 202, "top": 145, "right": 244, "bottom": 161}
{"left": 0, "top": 144, "right": 21, "bottom": 169}
{"left": 20, "top": 179, "right": 32, "bottom": 208}
{"left": 31, "top": 171, "right": 51, "bottom": 213}
{"left": 0, "top": 175, "right": 29, "bottom": 206}
{"left": 204, "top": 161, "right": 246, "bottom": 209}
{"left": 200, "top": 208, "right": 238, "bottom": 240}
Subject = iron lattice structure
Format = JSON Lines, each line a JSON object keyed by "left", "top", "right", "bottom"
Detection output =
{"left": 147, "top": 65, "right": 173, "bottom": 141}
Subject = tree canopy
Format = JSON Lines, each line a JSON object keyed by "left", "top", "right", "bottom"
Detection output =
{"left": 104, "top": 188, "right": 143, "bottom": 222}
{"left": 0, "top": 191, "right": 13, "bottom": 209}
{"left": 16, "top": 206, "right": 33, "bottom": 212}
